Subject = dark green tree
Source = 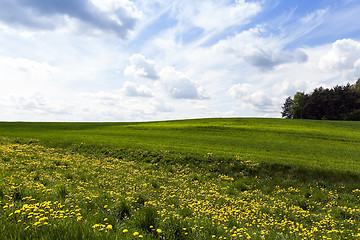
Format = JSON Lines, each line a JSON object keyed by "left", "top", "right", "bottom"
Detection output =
{"left": 291, "top": 92, "right": 308, "bottom": 119}
{"left": 281, "top": 97, "right": 293, "bottom": 119}
{"left": 282, "top": 79, "right": 360, "bottom": 121}
{"left": 351, "top": 78, "right": 360, "bottom": 94}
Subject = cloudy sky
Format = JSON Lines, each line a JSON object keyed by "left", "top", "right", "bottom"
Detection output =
{"left": 1, "top": 0, "right": 360, "bottom": 121}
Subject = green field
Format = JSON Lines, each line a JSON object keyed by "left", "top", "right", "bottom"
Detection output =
{"left": 1, "top": 118, "right": 360, "bottom": 174}
{"left": 1, "top": 118, "right": 360, "bottom": 239}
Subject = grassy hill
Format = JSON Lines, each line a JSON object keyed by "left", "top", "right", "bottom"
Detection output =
{"left": 1, "top": 118, "right": 360, "bottom": 239}
{"left": 1, "top": 118, "right": 360, "bottom": 174}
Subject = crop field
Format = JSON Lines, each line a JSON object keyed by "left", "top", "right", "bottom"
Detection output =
{"left": 1, "top": 118, "right": 360, "bottom": 239}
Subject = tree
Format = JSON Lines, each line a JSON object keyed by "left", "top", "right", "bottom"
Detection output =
{"left": 351, "top": 78, "right": 360, "bottom": 94}
{"left": 291, "top": 92, "right": 308, "bottom": 119}
{"left": 282, "top": 78, "right": 360, "bottom": 121}
{"left": 281, "top": 97, "right": 293, "bottom": 119}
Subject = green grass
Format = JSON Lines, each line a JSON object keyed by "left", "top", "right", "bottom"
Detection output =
{"left": 1, "top": 118, "right": 360, "bottom": 174}
{"left": 1, "top": 118, "right": 360, "bottom": 239}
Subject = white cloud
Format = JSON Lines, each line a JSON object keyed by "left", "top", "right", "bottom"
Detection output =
{"left": 78, "top": 89, "right": 174, "bottom": 121}
{"left": 180, "top": 0, "right": 261, "bottom": 32}
{"left": 122, "top": 81, "right": 153, "bottom": 97}
{"left": 0, "top": 57, "right": 58, "bottom": 75}
{"left": 319, "top": 39, "right": 360, "bottom": 79}
{"left": 0, "top": 94, "right": 72, "bottom": 121}
{"left": 215, "top": 27, "right": 308, "bottom": 71}
{"left": 124, "top": 54, "right": 159, "bottom": 80}
{"left": 228, "top": 83, "right": 273, "bottom": 110}
{"left": 0, "top": 0, "right": 141, "bottom": 39}
{"left": 159, "top": 66, "right": 208, "bottom": 99}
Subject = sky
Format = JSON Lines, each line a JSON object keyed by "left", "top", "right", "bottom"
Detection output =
{"left": 1, "top": 0, "right": 360, "bottom": 122}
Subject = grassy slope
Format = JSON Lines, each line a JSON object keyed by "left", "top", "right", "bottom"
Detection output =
{"left": 1, "top": 118, "right": 359, "bottom": 175}
{"left": 2, "top": 118, "right": 360, "bottom": 239}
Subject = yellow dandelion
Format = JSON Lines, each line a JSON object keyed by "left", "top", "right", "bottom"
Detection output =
{"left": 123, "top": 229, "right": 128, "bottom": 233}
{"left": 33, "top": 221, "right": 41, "bottom": 226}
{"left": 156, "top": 229, "right": 162, "bottom": 234}
{"left": 133, "top": 232, "right": 139, "bottom": 237}
{"left": 106, "top": 225, "right": 113, "bottom": 230}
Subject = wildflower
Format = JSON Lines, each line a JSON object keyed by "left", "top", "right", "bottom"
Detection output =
{"left": 133, "top": 232, "right": 139, "bottom": 237}
{"left": 39, "top": 217, "right": 48, "bottom": 221}
{"left": 123, "top": 229, "right": 128, "bottom": 233}
{"left": 157, "top": 229, "right": 162, "bottom": 234}
{"left": 106, "top": 225, "right": 113, "bottom": 230}
{"left": 14, "top": 210, "right": 21, "bottom": 214}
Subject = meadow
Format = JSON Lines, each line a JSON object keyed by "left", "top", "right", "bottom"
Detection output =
{"left": 1, "top": 118, "right": 360, "bottom": 239}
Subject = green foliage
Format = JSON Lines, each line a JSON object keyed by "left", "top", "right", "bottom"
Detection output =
{"left": 284, "top": 80, "right": 360, "bottom": 120}
{"left": 281, "top": 96, "right": 293, "bottom": 119}
{"left": 134, "top": 206, "right": 159, "bottom": 232}
{"left": 291, "top": 91, "right": 308, "bottom": 119}
{"left": 111, "top": 199, "right": 131, "bottom": 221}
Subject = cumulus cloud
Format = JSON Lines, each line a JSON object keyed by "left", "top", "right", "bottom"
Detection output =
{"left": 159, "top": 67, "right": 208, "bottom": 99}
{"left": 0, "top": 57, "right": 57, "bottom": 75}
{"left": 216, "top": 27, "right": 308, "bottom": 71}
{"left": 319, "top": 39, "right": 360, "bottom": 76}
{"left": 124, "top": 54, "right": 208, "bottom": 100}
{"left": 4, "top": 94, "right": 70, "bottom": 116}
{"left": 228, "top": 83, "right": 272, "bottom": 109}
{"left": 122, "top": 81, "right": 153, "bottom": 97}
{"left": 0, "top": 0, "right": 140, "bottom": 38}
{"left": 124, "top": 54, "right": 159, "bottom": 80}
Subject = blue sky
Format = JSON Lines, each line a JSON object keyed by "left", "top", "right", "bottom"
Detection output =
{"left": 1, "top": 0, "right": 360, "bottom": 121}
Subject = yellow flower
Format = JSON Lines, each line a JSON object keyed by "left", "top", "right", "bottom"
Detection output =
{"left": 14, "top": 210, "right": 21, "bottom": 214}
{"left": 123, "top": 229, "right": 128, "bottom": 233}
{"left": 156, "top": 229, "right": 162, "bottom": 234}
{"left": 106, "top": 225, "right": 113, "bottom": 230}
{"left": 133, "top": 232, "right": 139, "bottom": 237}
{"left": 39, "top": 217, "right": 48, "bottom": 221}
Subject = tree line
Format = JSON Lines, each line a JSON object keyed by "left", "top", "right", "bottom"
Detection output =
{"left": 282, "top": 79, "right": 360, "bottom": 120}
